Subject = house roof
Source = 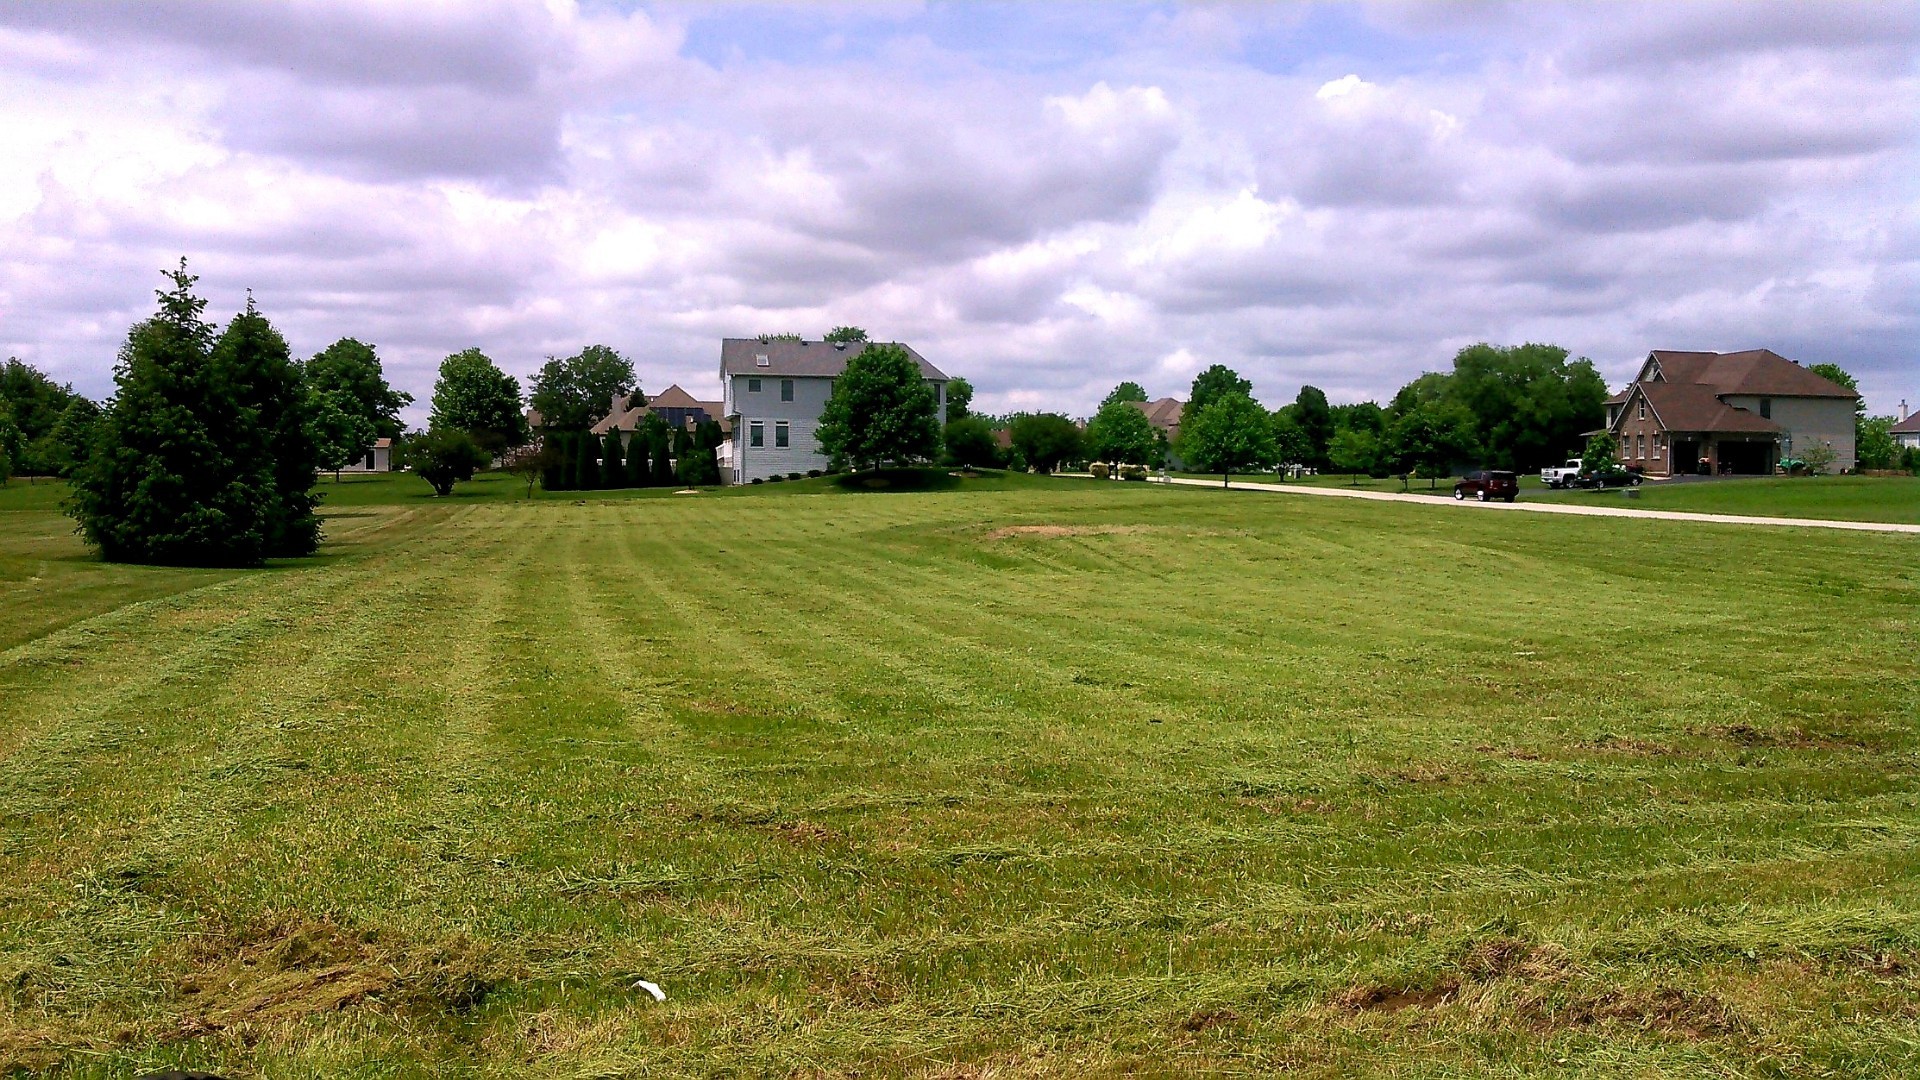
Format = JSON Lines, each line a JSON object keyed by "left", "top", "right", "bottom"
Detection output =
{"left": 372, "top": 437, "right": 392, "bottom": 449}
{"left": 1633, "top": 381, "right": 1784, "bottom": 435}
{"left": 1892, "top": 410, "right": 1920, "bottom": 434}
{"left": 720, "top": 338, "right": 947, "bottom": 380}
{"left": 1646, "top": 349, "right": 1858, "bottom": 399}
{"left": 589, "top": 384, "right": 722, "bottom": 435}
{"left": 1129, "top": 397, "right": 1184, "bottom": 431}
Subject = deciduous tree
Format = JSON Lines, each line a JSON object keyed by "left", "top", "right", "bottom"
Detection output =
{"left": 816, "top": 343, "right": 941, "bottom": 471}
{"left": 1328, "top": 427, "right": 1380, "bottom": 484}
{"left": 404, "top": 428, "right": 490, "bottom": 496}
{"left": 1185, "top": 364, "right": 1253, "bottom": 423}
{"left": 1084, "top": 399, "right": 1158, "bottom": 466}
{"left": 430, "top": 348, "right": 527, "bottom": 453}
{"left": 1182, "top": 392, "right": 1278, "bottom": 486}
{"left": 1009, "top": 413, "right": 1081, "bottom": 474}
{"left": 306, "top": 337, "right": 410, "bottom": 447}
{"left": 1101, "top": 381, "right": 1149, "bottom": 408}
{"left": 944, "top": 417, "right": 1001, "bottom": 468}
{"left": 529, "top": 345, "right": 634, "bottom": 433}
{"left": 306, "top": 387, "right": 374, "bottom": 482}
{"left": 945, "top": 376, "right": 974, "bottom": 422}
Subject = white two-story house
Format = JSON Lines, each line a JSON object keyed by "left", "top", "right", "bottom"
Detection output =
{"left": 720, "top": 338, "right": 949, "bottom": 483}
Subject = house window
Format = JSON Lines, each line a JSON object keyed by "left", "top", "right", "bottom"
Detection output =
{"left": 1636, "top": 434, "right": 1645, "bottom": 459}
{"left": 775, "top": 421, "right": 790, "bottom": 448}
{"left": 755, "top": 353, "right": 770, "bottom": 367}
{"left": 780, "top": 379, "right": 794, "bottom": 402}
{"left": 748, "top": 378, "right": 761, "bottom": 393}
{"left": 749, "top": 421, "right": 764, "bottom": 448}
{"left": 1760, "top": 398, "right": 1772, "bottom": 419}
{"left": 1638, "top": 401, "right": 1646, "bottom": 421}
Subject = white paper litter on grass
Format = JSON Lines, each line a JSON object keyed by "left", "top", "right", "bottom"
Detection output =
{"left": 633, "top": 980, "right": 666, "bottom": 1001}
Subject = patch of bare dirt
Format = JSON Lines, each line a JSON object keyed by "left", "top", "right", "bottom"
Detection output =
{"left": 1180, "top": 1007, "right": 1240, "bottom": 1031}
{"left": 1540, "top": 986, "right": 1749, "bottom": 1039}
{"left": 772, "top": 819, "right": 837, "bottom": 845}
{"left": 1705, "top": 723, "right": 1867, "bottom": 751}
{"left": 1458, "top": 936, "right": 1570, "bottom": 982}
{"left": 1335, "top": 982, "right": 1459, "bottom": 1012}
{"left": 983, "top": 524, "right": 1149, "bottom": 541}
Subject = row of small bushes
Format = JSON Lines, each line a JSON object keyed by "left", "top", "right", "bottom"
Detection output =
{"left": 749, "top": 469, "right": 829, "bottom": 485}
{"left": 1088, "top": 462, "right": 1150, "bottom": 481}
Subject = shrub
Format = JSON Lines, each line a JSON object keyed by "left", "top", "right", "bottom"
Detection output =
{"left": 1120, "top": 464, "right": 1148, "bottom": 481}
{"left": 806, "top": 469, "right": 822, "bottom": 478}
{"left": 750, "top": 477, "right": 763, "bottom": 484}
{"left": 788, "top": 471, "right": 803, "bottom": 481}
{"left": 769, "top": 474, "right": 786, "bottom": 483}
{"left": 1090, "top": 462, "right": 1110, "bottom": 479}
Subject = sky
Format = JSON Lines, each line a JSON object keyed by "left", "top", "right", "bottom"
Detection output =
{"left": 1, "top": 1, "right": 1915, "bottom": 422}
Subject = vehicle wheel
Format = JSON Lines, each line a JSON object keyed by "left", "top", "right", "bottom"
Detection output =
{"left": 1631, "top": 476, "right": 1642, "bottom": 486}
{"left": 1505, "top": 494, "right": 1516, "bottom": 502}
{"left": 1477, "top": 490, "right": 1489, "bottom": 502}
{"left": 1453, "top": 488, "right": 1465, "bottom": 500}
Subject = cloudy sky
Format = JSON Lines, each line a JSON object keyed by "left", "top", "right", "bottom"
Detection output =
{"left": 1, "top": 1, "right": 1915, "bottom": 421}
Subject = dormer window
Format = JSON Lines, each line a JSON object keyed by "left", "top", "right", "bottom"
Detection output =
{"left": 755, "top": 353, "right": 770, "bottom": 367}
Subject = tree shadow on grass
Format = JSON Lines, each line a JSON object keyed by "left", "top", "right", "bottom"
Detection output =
{"left": 830, "top": 467, "right": 970, "bottom": 492}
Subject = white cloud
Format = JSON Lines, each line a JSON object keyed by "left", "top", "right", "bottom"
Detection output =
{"left": 0, "top": 1, "right": 1913, "bottom": 419}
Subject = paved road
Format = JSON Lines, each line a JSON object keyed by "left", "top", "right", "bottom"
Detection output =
{"left": 1149, "top": 476, "right": 1920, "bottom": 535}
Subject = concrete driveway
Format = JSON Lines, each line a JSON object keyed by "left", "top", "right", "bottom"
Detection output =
{"left": 1151, "top": 476, "right": 1920, "bottom": 535}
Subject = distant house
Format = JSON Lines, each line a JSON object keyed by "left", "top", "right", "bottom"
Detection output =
{"left": 1605, "top": 350, "right": 1860, "bottom": 475}
{"left": 1894, "top": 404, "right": 1920, "bottom": 452}
{"left": 1128, "top": 397, "right": 1185, "bottom": 468}
{"left": 589, "top": 384, "right": 722, "bottom": 446}
{"left": 720, "top": 338, "right": 948, "bottom": 483}
{"left": 336, "top": 437, "right": 396, "bottom": 473}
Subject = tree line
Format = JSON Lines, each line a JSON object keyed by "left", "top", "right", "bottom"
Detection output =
{"left": 932, "top": 342, "right": 1614, "bottom": 484}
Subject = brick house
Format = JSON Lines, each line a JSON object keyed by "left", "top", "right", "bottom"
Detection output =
{"left": 1605, "top": 350, "right": 1860, "bottom": 475}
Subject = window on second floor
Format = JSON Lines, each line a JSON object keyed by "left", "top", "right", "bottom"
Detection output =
{"left": 749, "top": 421, "right": 764, "bottom": 448}
{"left": 1760, "top": 397, "right": 1772, "bottom": 419}
{"left": 748, "top": 378, "right": 761, "bottom": 392}
{"left": 1638, "top": 400, "right": 1646, "bottom": 421}
{"left": 780, "top": 379, "right": 794, "bottom": 402}
{"left": 775, "top": 421, "right": 790, "bottom": 448}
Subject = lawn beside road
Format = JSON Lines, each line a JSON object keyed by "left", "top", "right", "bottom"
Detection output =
{"left": 4, "top": 480, "right": 1919, "bottom": 1076}
{"left": 1531, "top": 474, "right": 1920, "bottom": 525}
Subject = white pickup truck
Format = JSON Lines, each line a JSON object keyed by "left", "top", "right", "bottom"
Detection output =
{"left": 1541, "top": 458, "right": 1583, "bottom": 488}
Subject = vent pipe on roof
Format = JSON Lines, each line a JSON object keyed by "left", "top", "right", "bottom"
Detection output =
{"left": 833, "top": 342, "right": 846, "bottom": 350}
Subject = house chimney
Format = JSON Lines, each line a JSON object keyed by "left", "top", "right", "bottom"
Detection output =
{"left": 1902, "top": 399, "right": 1910, "bottom": 422}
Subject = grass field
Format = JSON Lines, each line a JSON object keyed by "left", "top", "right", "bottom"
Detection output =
{"left": 1168, "top": 470, "right": 1920, "bottom": 524}
{"left": 3, "top": 474, "right": 1919, "bottom": 1076}
{"left": 1531, "top": 475, "right": 1920, "bottom": 524}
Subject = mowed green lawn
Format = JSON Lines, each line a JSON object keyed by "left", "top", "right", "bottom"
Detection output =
{"left": 1532, "top": 474, "right": 1920, "bottom": 524}
{"left": 3, "top": 476, "right": 1918, "bottom": 1077}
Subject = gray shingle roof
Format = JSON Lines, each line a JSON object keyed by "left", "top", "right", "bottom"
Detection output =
{"left": 720, "top": 338, "right": 947, "bottom": 380}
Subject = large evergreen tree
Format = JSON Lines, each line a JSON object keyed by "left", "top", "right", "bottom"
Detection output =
{"left": 69, "top": 262, "right": 275, "bottom": 566}
{"left": 430, "top": 348, "right": 527, "bottom": 453}
{"left": 213, "top": 295, "right": 321, "bottom": 557}
{"left": 601, "top": 428, "right": 625, "bottom": 487}
{"left": 816, "top": 343, "right": 940, "bottom": 471}
{"left": 648, "top": 418, "right": 675, "bottom": 486}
